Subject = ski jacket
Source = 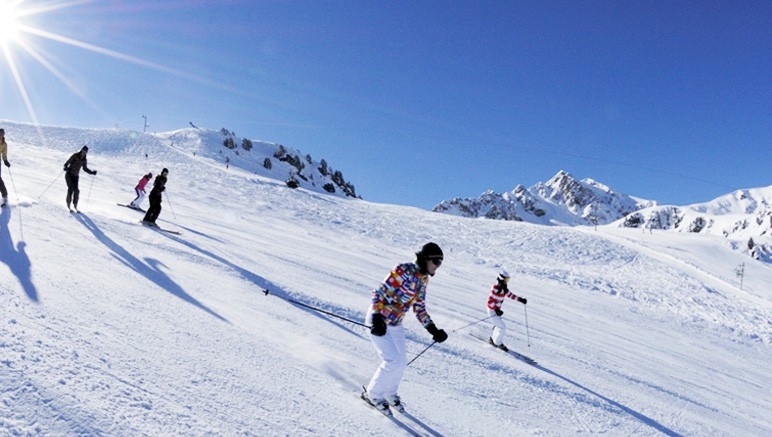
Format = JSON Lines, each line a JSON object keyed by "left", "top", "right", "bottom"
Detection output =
{"left": 371, "top": 262, "right": 434, "bottom": 327}
{"left": 135, "top": 175, "right": 151, "bottom": 192}
{"left": 486, "top": 281, "right": 520, "bottom": 311}
{"left": 64, "top": 152, "right": 95, "bottom": 177}
{"left": 0, "top": 138, "right": 7, "bottom": 163}
{"left": 149, "top": 174, "right": 167, "bottom": 195}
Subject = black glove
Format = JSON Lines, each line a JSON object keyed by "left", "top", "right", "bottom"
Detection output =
{"left": 425, "top": 323, "right": 448, "bottom": 343}
{"left": 3, "top": 160, "right": 9, "bottom": 167}
{"left": 370, "top": 313, "right": 387, "bottom": 336}
{"left": 517, "top": 297, "right": 527, "bottom": 305}
{"left": 494, "top": 308, "right": 503, "bottom": 316}
{"left": 63, "top": 166, "right": 68, "bottom": 171}
{"left": 92, "top": 170, "right": 98, "bottom": 175}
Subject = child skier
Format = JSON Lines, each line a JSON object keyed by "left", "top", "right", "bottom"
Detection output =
{"left": 362, "top": 242, "right": 448, "bottom": 416}
{"left": 486, "top": 270, "right": 527, "bottom": 352}
{"left": 128, "top": 172, "right": 153, "bottom": 210}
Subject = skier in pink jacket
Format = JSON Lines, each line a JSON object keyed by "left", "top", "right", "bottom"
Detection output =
{"left": 128, "top": 172, "right": 152, "bottom": 210}
{"left": 486, "top": 270, "right": 527, "bottom": 352}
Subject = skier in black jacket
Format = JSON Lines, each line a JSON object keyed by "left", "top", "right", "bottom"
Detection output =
{"left": 142, "top": 168, "right": 168, "bottom": 226}
{"left": 63, "top": 146, "right": 97, "bottom": 211}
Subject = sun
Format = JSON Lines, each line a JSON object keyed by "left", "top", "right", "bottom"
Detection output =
{"left": 2, "top": 0, "right": 197, "bottom": 130}
{"left": 0, "top": 2, "right": 22, "bottom": 44}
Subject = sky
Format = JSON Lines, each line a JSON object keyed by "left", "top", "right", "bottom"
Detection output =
{"left": 1, "top": 0, "right": 770, "bottom": 210}
{"left": 1, "top": 125, "right": 771, "bottom": 435}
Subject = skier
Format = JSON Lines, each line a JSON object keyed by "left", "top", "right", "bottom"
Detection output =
{"left": 486, "top": 270, "right": 527, "bottom": 352}
{"left": 63, "top": 146, "right": 97, "bottom": 211}
{"left": 128, "top": 172, "right": 153, "bottom": 210}
{"left": 142, "top": 168, "right": 168, "bottom": 226}
{"left": 0, "top": 128, "right": 10, "bottom": 207}
{"left": 363, "top": 242, "right": 448, "bottom": 415}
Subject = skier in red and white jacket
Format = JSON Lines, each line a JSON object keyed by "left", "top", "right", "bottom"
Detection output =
{"left": 486, "top": 270, "right": 527, "bottom": 352}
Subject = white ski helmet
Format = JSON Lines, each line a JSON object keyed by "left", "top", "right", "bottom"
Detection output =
{"left": 498, "top": 270, "right": 510, "bottom": 282}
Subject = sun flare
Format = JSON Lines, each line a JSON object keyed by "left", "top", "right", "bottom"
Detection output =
{"left": 0, "top": 2, "right": 22, "bottom": 44}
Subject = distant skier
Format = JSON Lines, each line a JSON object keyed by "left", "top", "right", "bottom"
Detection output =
{"left": 0, "top": 128, "right": 10, "bottom": 207}
{"left": 63, "top": 146, "right": 97, "bottom": 211}
{"left": 362, "top": 242, "right": 448, "bottom": 415}
{"left": 128, "top": 172, "right": 153, "bottom": 210}
{"left": 486, "top": 270, "right": 527, "bottom": 352}
{"left": 142, "top": 168, "right": 168, "bottom": 226}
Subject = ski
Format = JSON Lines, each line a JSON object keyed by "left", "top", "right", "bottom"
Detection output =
{"left": 470, "top": 332, "right": 537, "bottom": 365}
{"left": 117, "top": 203, "right": 145, "bottom": 212}
{"left": 140, "top": 221, "right": 182, "bottom": 235}
{"left": 361, "top": 387, "right": 393, "bottom": 417}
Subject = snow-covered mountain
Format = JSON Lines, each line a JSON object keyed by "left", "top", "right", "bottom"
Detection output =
{"left": 433, "top": 170, "right": 654, "bottom": 226}
{"left": 3, "top": 121, "right": 358, "bottom": 200}
{"left": 1, "top": 120, "right": 771, "bottom": 435}
{"left": 433, "top": 170, "right": 772, "bottom": 263}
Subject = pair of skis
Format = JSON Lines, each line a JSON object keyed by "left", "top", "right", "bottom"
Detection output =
{"left": 469, "top": 332, "right": 537, "bottom": 365}
{"left": 118, "top": 203, "right": 181, "bottom": 235}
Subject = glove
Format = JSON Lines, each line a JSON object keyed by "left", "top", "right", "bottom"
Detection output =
{"left": 3, "top": 160, "right": 9, "bottom": 167}
{"left": 494, "top": 308, "right": 503, "bottom": 316}
{"left": 425, "top": 323, "right": 448, "bottom": 343}
{"left": 92, "top": 170, "right": 98, "bottom": 175}
{"left": 63, "top": 166, "right": 68, "bottom": 171}
{"left": 517, "top": 297, "right": 527, "bottom": 305}
{"left": 370, "top": 313, "right": 387, "bottom": 336}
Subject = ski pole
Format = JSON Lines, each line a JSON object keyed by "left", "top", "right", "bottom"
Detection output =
{"left": 6, "top": 167, "right": 24, "bottom": 239}
{"left": 407, "top": 341, "right": 436, "bottom": 367}
{"left": 165, "top": 191, "right": 177, "bottom": 219}
{"left": 7, "top": 166, "right": 18, "bottom": 202}
{"left": 262, "top": 289, "right": 368, "bottom": 327}
{"left": 38, "top": 170, "right": 63, "bottom": 199}
{"left": 452, "top": 314, "right": 495, "bottom": 333}
{"left": 524, "top": 305, "right": 531, "bottom": 347}
{"left": 86, "top": 173, "right": 95, "bottom": 205}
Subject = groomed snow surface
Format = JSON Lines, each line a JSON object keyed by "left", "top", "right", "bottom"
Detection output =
{"left": 2, "top": 125, "right": 771, "bottom": 436}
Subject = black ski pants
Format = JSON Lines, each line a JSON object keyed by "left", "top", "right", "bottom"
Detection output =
{"left": 143, "top": 192, "right": 163, "bottom": 223}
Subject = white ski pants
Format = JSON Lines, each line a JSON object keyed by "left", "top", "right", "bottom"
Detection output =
{"left": 365, "top": 314, "right": 407, "bottom": 401}
{"left": 130, "top": 188, "right": 146, "bottom": 207}
{"left": 488, "top": 308, "right": 508, "bottom": 346}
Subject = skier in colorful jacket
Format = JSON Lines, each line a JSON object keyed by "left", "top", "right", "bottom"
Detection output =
{"left": 486, "top": 270, "right": 527, "bottom": 352}
{"left": 363, "top": 242, "right": 448, "bottom": 414}
{"left": 0, "top": 128, "right": 10, "bottom": 206}
{"left": 129, "top": 172, "right": 153, "bottom": 209}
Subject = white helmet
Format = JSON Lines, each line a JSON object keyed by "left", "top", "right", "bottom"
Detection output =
{"left": 498, "top": 270, "right": 510, "bottom": 281}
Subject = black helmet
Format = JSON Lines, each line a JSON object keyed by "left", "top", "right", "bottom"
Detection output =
{"left": 417, "top": 242, "right": 443, "bottom": 260}
{"left": 161, "top": 168, "right": 169, "bottom": 175}
{"left": 416, "top": 242, "right": 443, "bottom": 276}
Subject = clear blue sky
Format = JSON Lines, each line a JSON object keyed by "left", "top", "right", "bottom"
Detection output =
{"left": 2, "top": 0, "right": 770, "bottom": 209}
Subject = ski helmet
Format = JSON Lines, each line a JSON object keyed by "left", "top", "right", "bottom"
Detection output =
{"left": 417, "top": 242, "right": 443, "bottom": 260}
{"left": 498, "top": 270, "right": 510, "bottom": 282}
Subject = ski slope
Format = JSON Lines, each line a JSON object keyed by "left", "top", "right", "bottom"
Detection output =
{"left": 1, "top": 123, "right": 771, "bottom": 436}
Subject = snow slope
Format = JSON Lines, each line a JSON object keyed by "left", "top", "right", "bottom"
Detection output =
{"left": 1, "top": 122, "right": 771, "bottom": 436}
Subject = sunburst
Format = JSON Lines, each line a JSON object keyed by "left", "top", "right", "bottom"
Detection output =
{"left": 1, "top": 0, "right": 195, "bottom": 130}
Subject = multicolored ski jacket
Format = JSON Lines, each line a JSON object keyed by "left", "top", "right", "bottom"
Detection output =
{"left": 371, "top": 263, "right": 433, "bottom": 327}
{"left": 486, "top": 282, "right": 520, "bottom": 310}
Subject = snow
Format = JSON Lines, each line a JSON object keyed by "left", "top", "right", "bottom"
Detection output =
{"left": 1, "top": 121, "right": 771, "bottom": 436}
